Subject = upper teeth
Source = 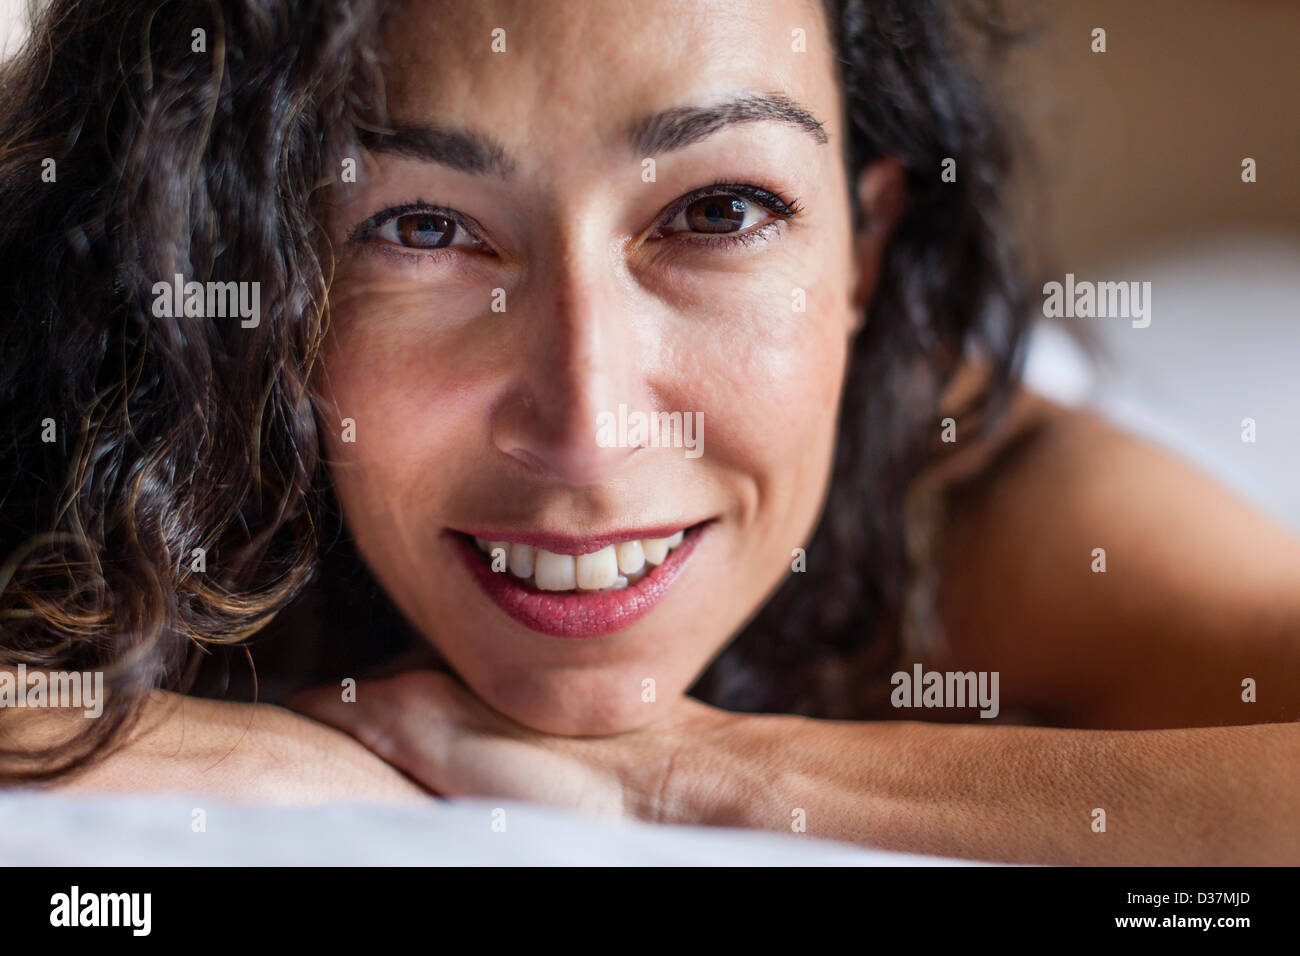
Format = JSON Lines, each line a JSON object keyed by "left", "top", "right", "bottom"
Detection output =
{"left": 475, "top": 531, "right": 686, "bottom": 591}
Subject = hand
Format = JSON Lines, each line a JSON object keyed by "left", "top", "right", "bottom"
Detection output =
{"left": 285, "top": 670, "right": 736, "bottom": 823}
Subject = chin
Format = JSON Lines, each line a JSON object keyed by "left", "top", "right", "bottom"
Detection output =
{"left": 465, "top": 665, "right": 684, "bottom": 736}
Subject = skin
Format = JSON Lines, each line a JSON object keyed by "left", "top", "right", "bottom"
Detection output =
{"left": 313, "top": 0, "right": 864, "bottom": 735}
{"left": 25, "top": 0, "right": 1300, "bottom": 862}
{"left": 7, "top": 684, "right": 423, "bottom": 804}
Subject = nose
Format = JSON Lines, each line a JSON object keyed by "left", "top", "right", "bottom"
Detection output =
{"left": 491, "top": 241, "right": 650, "bottom": 487}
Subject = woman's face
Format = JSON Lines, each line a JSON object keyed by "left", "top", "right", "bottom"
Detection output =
{"left": 319, "top": 0, "right": 864, "bottom": 734}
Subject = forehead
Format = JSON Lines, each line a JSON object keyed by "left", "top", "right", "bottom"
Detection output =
{"left": 380, "top": 0, "right": 840, "bottom": 154}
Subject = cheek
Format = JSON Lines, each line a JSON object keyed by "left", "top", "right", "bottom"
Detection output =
{"left": 646, "top": 289, "right": 848, "bottom": 599}
{"left": 673, "top": 260, "right": 852, "bottom": 504}
{"left": 322, "top": 274, "right": 490, "bottom": 432}
{"left": 672, "top": 216, "right": 855, "bottom": 424}
{"left": 315, "top": 297, "right": 485, "bottom": 537}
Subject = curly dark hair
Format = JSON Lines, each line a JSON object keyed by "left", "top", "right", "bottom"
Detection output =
{"left": 694, "top": 0, "right": 1030, "bottom": 715}
{"left": 0, "top": 0, "right": 1029, "bottom": 782}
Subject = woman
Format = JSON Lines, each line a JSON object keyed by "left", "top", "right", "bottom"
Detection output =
{"left": 1, "top": 0, "right": 1296, "bottom": 863}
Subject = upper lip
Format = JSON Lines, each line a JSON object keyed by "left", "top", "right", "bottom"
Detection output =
{"left": 450, "top": 522, "right": 703, "bottom": 555}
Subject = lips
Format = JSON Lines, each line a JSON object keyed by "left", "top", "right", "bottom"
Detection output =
{"left": 448, "top": 522, "right": 708, "bottom": 638}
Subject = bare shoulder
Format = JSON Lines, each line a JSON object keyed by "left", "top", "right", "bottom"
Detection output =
{"left": 926, "top": 385, "right": 1300, "bottom": 729}
{"left": 7, "top": 689, "right": 425, "bottom": 803}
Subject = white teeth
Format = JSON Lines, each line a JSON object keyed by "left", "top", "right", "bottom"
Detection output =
{"left": 534, "top": 549, "right": 577, "bottom": 591}
{"left": 508, "top": 543, "right": 535, "bottom": 578}
{"left": 642, "top": 536, "right": 671, "bottom": 565}
{"left": 474, "top": 529, "right": 689, "bottom": 591}
{"left": 615, "top": 540, "right": 646, "bottom": 576}
{"left": 576, "top": 546, "right": 619, "bottom": 590}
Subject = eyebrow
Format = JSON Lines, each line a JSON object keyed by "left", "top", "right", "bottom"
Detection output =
{"left": 630, "top": 92, "right": 829, "bottom": 154}
{"left": 358, "top": 124, "right": 518, "bottom": 178}
{"left": 358, "top": 92, "right": 828, "bottom": 177}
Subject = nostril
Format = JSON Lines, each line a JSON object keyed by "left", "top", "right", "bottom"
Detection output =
{"left": 504, "top": 446, "right": 548, "bottom": 476}
{"left": 503, "top": 439, "right": 636, "bottom": 487}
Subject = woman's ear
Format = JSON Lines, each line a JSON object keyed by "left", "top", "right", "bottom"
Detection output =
{"left": 850, "top": 157, "right": 906, "bottom": 326}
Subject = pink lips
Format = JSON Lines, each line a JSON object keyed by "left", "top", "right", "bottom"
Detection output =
{"left": 449, "top": 524, "right": 705, "bottom": 638}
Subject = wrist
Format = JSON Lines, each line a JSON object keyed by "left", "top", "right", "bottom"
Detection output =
{"left": 656, "top": 710, "right": 795, "bottom": 829}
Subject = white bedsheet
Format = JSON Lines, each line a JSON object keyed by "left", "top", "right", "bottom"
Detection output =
{"left": 0, "top": 791, "right": 973, "bottom": 866}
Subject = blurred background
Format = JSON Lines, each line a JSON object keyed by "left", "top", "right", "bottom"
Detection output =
{"left": 1003, "top": 0, "right": 1300, "bottom": 533}
{"left": 3, "top": 0, "right": 1297, "bottom": 530}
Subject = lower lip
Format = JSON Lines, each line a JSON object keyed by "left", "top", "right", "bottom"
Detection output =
{"left": 450, "top": 526, "right": 705, "bottom": 638}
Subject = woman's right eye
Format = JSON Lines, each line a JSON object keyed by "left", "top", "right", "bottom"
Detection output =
{"left": 355, "top": 204, "right": 487, "bottom": 254}
{"left": 394, "top": 212, "right": 455, "bottom": 248}
{"left": 373, "top": 210, "right": 480, "bottom": 250}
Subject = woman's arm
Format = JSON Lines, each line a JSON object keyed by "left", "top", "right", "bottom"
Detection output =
{"left": 664, "top": 713, "right": 1300, "bottom": 864}
{"left": 288, "top": 669, "right": 1300, "bottom": 863}
{"left": 2, "top": 686, "right": 426, "bottom": 804}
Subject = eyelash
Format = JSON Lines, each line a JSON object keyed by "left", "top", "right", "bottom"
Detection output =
{"left": 347, "top": 202, "right": 480, "bottom": 264}
{"left": 652, "top": 180, "right": 805, "bottom": 249}
{"left": 348, "top": 181, "right": 804, "bottom": 260}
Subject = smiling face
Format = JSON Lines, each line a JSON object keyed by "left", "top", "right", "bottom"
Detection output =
{"left": 316, "top": 0, "right": 871, "bottom": 734}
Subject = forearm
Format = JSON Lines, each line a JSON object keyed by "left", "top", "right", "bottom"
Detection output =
{"left": 5, "top": 690, "right": 426, "bottom": 804}
{"left": 667, "top": 715, "right": 1300, "bottom": 864}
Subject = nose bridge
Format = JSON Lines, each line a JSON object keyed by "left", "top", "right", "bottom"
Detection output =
{"left": 494, "top": 220, "right": 644, "bottom": 485}
{"left": 549, "top": 263, "right": 621, "bottom": 428}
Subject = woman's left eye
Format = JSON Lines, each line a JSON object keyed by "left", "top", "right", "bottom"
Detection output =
{"left": 671, "top": 195, "right": 768, "bottom": 234}
{"left": 655, "top": 186, "right": 800, "bottom": 245}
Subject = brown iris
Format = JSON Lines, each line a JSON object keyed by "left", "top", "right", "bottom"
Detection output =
{"left": 684, "top": 195, "right": 747, "bottom": 233}
{"left": 395, "top": 212, "right": 456, "bottom": 248}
